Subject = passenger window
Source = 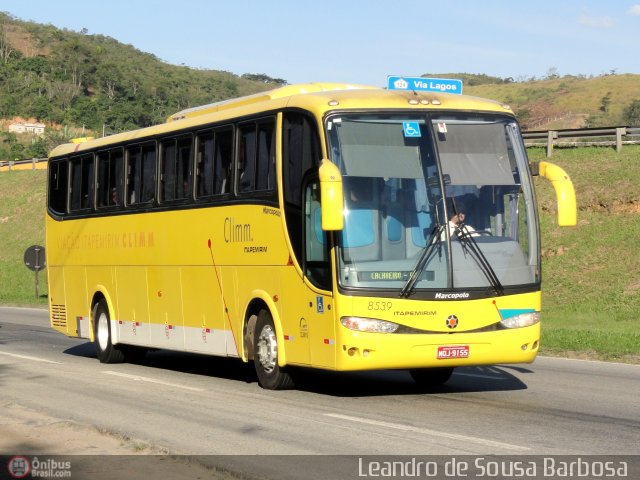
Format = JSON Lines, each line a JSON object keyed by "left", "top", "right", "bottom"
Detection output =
{"left": 97, "top": 149, "right": 123, "bottom": 208}
{"left": 238, "top": 124, "right": 256, "bottom": 193}
{"left": 237, "top": 118, "right": 275, "bottom": 194}
{"left": 49, "top": 160, "right": 69, "bottom": 214}
{"left": 196, "top": 127, "right": 233, "bottom": 198}
{"left": 196, "top": 132, "right": 214, "bottom": 197}
{"left": 69, "top": 154, "right": 94, "bottom": 211}
{"left": 256, "top": 121, "right": 275, "bottom": 191}
{"left": 127, "top": 143, "right": 156, "bottom": 205}
{"left": 215, "top": 129, "right": 233, "bottom": 194}
{"left": 161, "top": 136, "right": 192, "bottom": 203}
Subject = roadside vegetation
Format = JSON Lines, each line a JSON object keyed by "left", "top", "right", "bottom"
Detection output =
{"left": 530, "top": 145, "right": 640, "bottom": 362}
{"left": 1, "top": 146, "right": 638, "bottom": 361}
{"left": 0, "top": 169, "right": 47, "bottom": 306}
{"left": 0, "top": 12, "right": 278, "bottom": 143}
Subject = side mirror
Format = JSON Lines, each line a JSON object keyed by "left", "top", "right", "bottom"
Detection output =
{"left": 539, "top": 161, "right": 577, "bottom": 226}
{"left": 318, "top": 159, "right": 344, "bottom": 230}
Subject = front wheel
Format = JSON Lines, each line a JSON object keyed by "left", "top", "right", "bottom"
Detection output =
{"left": 93, "top": 299, "right": 125, "bottom": 364}
{"left": 409, "top": 367, "right": 454, "bottom": 386}
{"left": 253, "top": 310, "right": 294, "bottom": 390}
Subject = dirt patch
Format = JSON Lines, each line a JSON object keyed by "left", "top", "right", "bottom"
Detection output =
{"left": 0, "top": 402, "right": 246, "bottom": 479}
{"left": 0, "top": 402, "right": 167, "bottom": 455}
{"left": 583, "top": 200, "right": 640, "bottom": 214}
{"left": 4, "top": 22, "right": 48, "bottom": 57}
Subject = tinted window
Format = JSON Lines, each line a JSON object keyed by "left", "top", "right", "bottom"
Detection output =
{"left": 196, "top": 127, "right": 233, "bottom": 198}
{"left": 256, "top": 121, "right": 275, "bottom": 191}
{"left": 97, "top": 149, "right": 123, "bottom": 208}
{"left": 127, "top": 143, "right": 156, "bottom": 205}
{"left": 48, "top": 160, "right": 69, "bottom": 215}
{"left": 160, "top": 136, "right": 192, "bottom": 202}
{"left": 237, "top": 118, "right": 275, "bottom": 194}
{"left": 238, "top": 124, "right": 256, "bottom": 193}
{"left": 69, "top": 155, "right": 94, "bottom": 211}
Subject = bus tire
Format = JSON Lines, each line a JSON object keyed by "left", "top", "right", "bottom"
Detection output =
{"left": 253, "top": 309, "right": 294, "bottom": 390}
{"left": 93, "top": 299, "right": 125, "bottom": 364}
{"left": 409, "top": 367, "right": 454, "bottom": 386}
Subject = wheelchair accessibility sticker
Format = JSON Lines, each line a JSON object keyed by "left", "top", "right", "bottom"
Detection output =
{"left": 403, "top": 121, "right": 422, "bottom": 138}
{"left": 316, "top": 296, "right": 324, "bottom": 313}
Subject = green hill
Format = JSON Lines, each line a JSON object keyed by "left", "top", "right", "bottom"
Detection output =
{"left": 0, "top": 12, "right": 277, "bottom": 136}
{"left": 1, "top": 145, "right": 639, "bottom": 361}
{"left": 420, "top": 72, "right": 640, "bottom": 129}
{"left": 463, "top": 73, "right": 640, "bottom": 129}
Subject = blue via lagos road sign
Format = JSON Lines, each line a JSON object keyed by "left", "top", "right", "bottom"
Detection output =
{"left": 387, "top": 76, "right": 463, "bottom": 94}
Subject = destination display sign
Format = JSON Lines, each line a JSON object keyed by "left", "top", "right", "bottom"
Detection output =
{"left": 387, "top": 75, "right": 463, "bottom": 94}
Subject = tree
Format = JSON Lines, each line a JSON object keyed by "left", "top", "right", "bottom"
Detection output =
{"left": 241, "top": 73, "right": 287, "bottom": 85}
{"left": 600, "top": 92, "right": 612, "bottom": 113}
{"left": 0, "top": 21, "right": 16, "bottom": 64}
{"left": 622, "top": 99, "right": 640, "bottom": 126}
{"left": 545, "top": 67, "right": 560, "bottom": 80}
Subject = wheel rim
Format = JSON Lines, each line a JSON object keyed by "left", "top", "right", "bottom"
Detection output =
{"left": 97, "top": 311, "right": 109, "bottom": 351}
{"left": 256, "top": 324, "right": 277, "bottom": 373}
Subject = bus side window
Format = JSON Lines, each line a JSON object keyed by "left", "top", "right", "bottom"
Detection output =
{"left": 256, "top": 120, "right": 275, "bottom": 191}
{"left": 97, "top": 149, "right": 123, "bottom": 208}
{"left": 238, "top": 124, "right": 256, "bottom": 193}
{"left": 49, "top": 159, "right": 69, "bottom": 215}
{"left": 196, "top": 132, "right": 215, "bottom": 197}
{"left": 237, "top": 118, "right": 275, "bottom": 194}
{"left": 160, "top": 135, "right": 192, "bottom": 202}
{"left": 126, "top": 146, "right": 141, "bottom": 205}
{"left": 215, "top": 128, "right": 233, "bottom": 194}
{"left": 69, "top": 154, "right": 94, "bottom": 212}
{"left": 141, "top": 144, "right": 156, "bottom": 203}
{"left": 160, "top": 139, "right": 177, "bottom": 202}
{"left": 196, "top": 127, "right": 233, "bottom": 198}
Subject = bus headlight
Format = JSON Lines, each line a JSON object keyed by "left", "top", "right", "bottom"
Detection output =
{"left": 340, "top": 316, "right": 400, "bottom": 333}
{"left": 500, "top": 312, "right": 540, "bottom": 329}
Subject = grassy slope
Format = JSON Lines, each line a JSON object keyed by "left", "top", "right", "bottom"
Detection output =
{"left": 1, "top": 146, "right": 639, "bottom": 360}
{"left": 0, "top": 169, "right": 48, "bottom": 306}
{"left": 530, "top": 146, "right": 640, "bottom": 360}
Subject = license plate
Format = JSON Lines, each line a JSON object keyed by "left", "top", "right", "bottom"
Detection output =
{"left": 437, "top": 345, "right": 469, "bottom": 359}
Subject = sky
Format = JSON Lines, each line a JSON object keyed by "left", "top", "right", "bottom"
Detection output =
{"left": 3, "top": 0, "right": 640, "bottom": 87}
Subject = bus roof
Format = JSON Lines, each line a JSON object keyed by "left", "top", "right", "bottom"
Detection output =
{"left": 49, "top": 83, "right": 513, "bottom": 158}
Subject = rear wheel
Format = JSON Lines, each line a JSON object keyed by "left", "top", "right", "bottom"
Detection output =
{"left": 253, "top": 310, "right": 294, "bottom": 390}
{"left": 409, "top": 367, "right": 454, "bottom": 386}
{"left": 93, "top": 299, "right": 125, "bottom": 364}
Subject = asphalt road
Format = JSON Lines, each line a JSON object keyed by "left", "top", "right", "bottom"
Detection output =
{"left": 1, "top": 306, "right": 639, "bottom": 478}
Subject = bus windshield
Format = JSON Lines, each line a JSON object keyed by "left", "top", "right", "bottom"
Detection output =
{"left": 326, "top": 114, "right": 539, "bottom": 295}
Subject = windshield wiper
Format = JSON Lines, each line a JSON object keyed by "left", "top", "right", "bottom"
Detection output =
{"left": 400, "top": 223, "right": 444, "bottom": 298}
{"left": 454, "top": 224, "right": 504, "bottom": 296}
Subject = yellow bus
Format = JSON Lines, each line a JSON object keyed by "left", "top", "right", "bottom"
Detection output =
{"left": 46, "top": 83, "right": 576, "bottom": 389}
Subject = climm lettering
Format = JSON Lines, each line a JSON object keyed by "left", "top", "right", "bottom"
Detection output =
{"left": 224, "top": 217, "right": 253, "bottom": 243}
{"left": 57, "top": 232, "right": 155, "bottom": 250}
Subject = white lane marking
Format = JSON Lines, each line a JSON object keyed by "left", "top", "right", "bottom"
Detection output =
{"left": 324, "top": 413, "right": 530, "bottom": 452}
{"left": 102, "top": 370, "right": 205, "bottom": 392}
{"left": 0, "top": 350, "right": 63, "bottom": 365}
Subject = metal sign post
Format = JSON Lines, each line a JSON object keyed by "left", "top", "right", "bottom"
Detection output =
{"left": 24, "top": 245, "right": 46, "bottom": 298}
